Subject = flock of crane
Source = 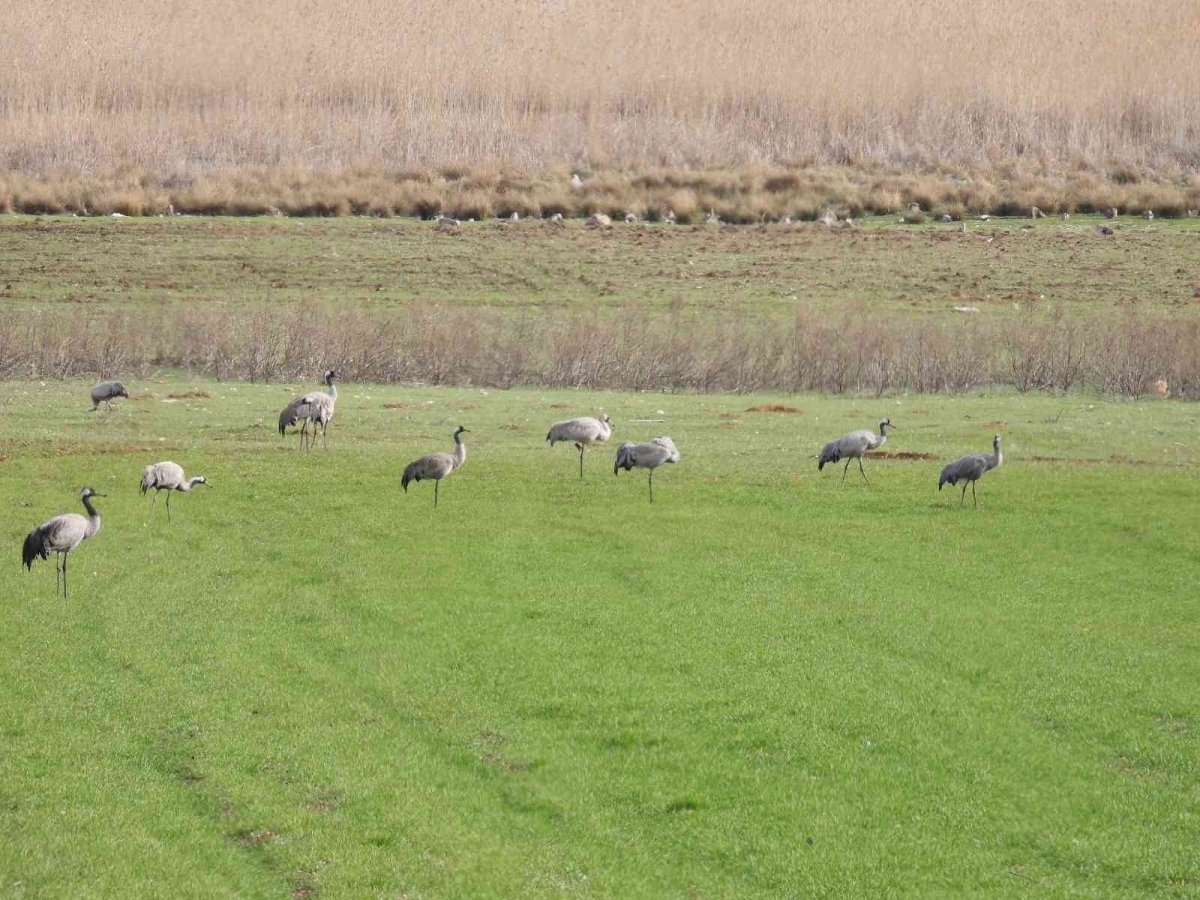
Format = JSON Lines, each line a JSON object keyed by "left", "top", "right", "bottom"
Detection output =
{"left": 21, "top": 373, "right": 1004, "bottom": 599}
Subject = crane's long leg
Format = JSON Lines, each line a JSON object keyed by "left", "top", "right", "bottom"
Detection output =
{"left": 648, "top": 469, "right": 654, "bottom": 504}
{"left": 841, "top": 458, "right": 851, "bottom": 487}
{"left": 972, "top": 481, "right": 978, "bottom": 509}
{"left": 858, "top": 456, "right": 872, "bottom": 486}
{"left": 434, "top": 479, "right": 439, "bottom": 508}
{"left": 579, "top": 445, "right": 585, "bottom": 480}
{"left": 166, "top": 490, "right": 172, "bottom": 523}
{"left": 150, "top": 491, "right": 158, "bottom": 515}
{"left": 55, "top": 553, "right": 61, "bottom": 597}
{"left": 62, "top": 552, "right": 69, "bottom": 601}
{"left": 960, "top": 482, "right": 968, "bottom": 509}
{"left": 322, "top": 420, "right": 328, "bottom": 450}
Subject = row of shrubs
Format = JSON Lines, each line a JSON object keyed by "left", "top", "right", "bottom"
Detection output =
{"left": 2, "top": 163, "right": 1198, "bottom": 223}
{"left": 1, "top": 303, "right": 1195, "bottom": 398}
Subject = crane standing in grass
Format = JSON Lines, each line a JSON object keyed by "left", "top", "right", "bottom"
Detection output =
{"left": 818, "top": 418, "right": 896, "bottom": 487}
{"left": 278, "top": 370, "right": 338, "bottom": 450}
{"left": 546, "top": 414, "right": 613, "bottom": 479}
{"left": 22, "top": 487, "right": 105, "bottom": 600}
{"left": 90, "top": 380, "right": 129, "bottom": 412}
{"left": 140, "top": 461, "right": 211, "bottom": 521}
{"left": 402, "top": 426, "right": 468, "bottom": 507}
{"left": 614, "top": 436, "right": 680, "bottom": 503}
{"left": 939, "top": 434, "right": 1003, "bottom": 509}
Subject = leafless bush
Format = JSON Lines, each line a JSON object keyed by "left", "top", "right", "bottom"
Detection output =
{"left": 2, "top": 302, "right": 1197, "bottom": 397}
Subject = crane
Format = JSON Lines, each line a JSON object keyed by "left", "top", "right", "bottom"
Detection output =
{"left": 401, "top": 426, "right": 468, "bottom": 507}
{"left": 278, "top": 370, "right": 337, "bottom": 450}
{"left": 614, "top": 436, "right": 680, "bottom": 503}
{"left": 818, "top": 419, "right": 895, "bottom": 487}
{"left": 939, "top": 434, "right": 1003, "bottom": 509}
{"left": 139, "top": 461, "right": 211, "bottom": 521}
{"left": 22, "top": 487, "right": 105, "bottom": 599}
{"left": 546, "top": 414, "right": 613, "bottom": 479}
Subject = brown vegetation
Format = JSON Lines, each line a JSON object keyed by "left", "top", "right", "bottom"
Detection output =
{"left": 2, "top": 302, "right": 1196, "bottom": 398}
{"left": 3, "top": 163, "right": 1197, "bottom": 222}
{"left": 2, "top": 2, "right": 1199, "bottom": 210}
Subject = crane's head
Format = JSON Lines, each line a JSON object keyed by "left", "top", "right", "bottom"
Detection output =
{"left": 79, "top": 487, "right": 106, "bottom": 499}
{"left": 116, "top": 384, "right": 130, "bottom": 398}
{"left": 993, "top": 434, "right": 1002, "bottom": 446}
{"left": 600, "top": 414, "right": 612, "bottom": 425}
{"left": 879, "top": 418, "right": 896, "bottom": 431}
{"left": 195, "top": 476, "right": 212, "bottom": 488}
{"left": 454, "top": 425, "right": 469, "bottom": 436}
{"left": 324, "top": 369, "right": 337, "bottom": 382}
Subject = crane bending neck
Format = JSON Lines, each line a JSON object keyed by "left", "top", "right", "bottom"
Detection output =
{"left": 81, "top": 496, "right": 101, "bottom": 535}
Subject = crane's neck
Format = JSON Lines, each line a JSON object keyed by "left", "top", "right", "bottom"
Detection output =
{"left": 81, "top": 496, "right": 101, "bottom": 536}
{"left": 326, "top": 380, "right": 337, "bottom": 399}
{"left": 598, "top": 418, "right": 612, "bottom": 439}
{"left": 991, "top": 443, "right": 1003, "bottom": 469}
{"left": 875, "top": 427, "right": 889, "bottom": 449}
{"left": 452, "top": 433, "right": 466, "bottom": 468}
{"left": 183, "top": 477, "right": 205, "bottom": 491}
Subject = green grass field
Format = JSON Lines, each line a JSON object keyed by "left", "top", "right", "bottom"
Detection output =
{"left": 3, "top": 214, "right": 1199, "bottom": 319}
{"left": 2, "top": 378, "right": 1197, "bottom": 898}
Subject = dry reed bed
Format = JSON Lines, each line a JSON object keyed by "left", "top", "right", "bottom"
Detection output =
{"left": 2, "top": 1, "right": 1199, "bottom": 177}
{"left": 3, "top": 163, "right": 1200, "bottom": 222}
{"left": 3, "top": 303, "right": 1196, "bottom": 398}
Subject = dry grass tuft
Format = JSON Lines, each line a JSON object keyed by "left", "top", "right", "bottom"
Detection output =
{"left": 167, "top": 390, "right": 212, "bottom": 400}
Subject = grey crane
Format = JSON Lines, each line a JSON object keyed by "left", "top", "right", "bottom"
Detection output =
{"left": 278, "top": 369, "right": 338, "bottom": 450}
{"left": 939, "top": 434, "right": 1003, "bottom": 509}
{"left": 818, "top": 419, "right": 896, "bottom": 487}
{"left": 90, "top": 380, "right": 129, "bottom": 412}
{"left": 140, "top": 461, "right": 211, "bottom": 521}
{"left": 614, "top": 436, "right": 680, "bottom": 503}
{"left": 401, "top": 426, "right": 468, "bottom": 507}
{"left": 22, "top": 487, "right": 105, "bottom": 599}
{"left": 546, "top": 414, "right": 613, "bottom": 479}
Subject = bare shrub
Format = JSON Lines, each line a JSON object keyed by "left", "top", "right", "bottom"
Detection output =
{"left": 2, "top": 299, "right": 1197, "bottom": 399}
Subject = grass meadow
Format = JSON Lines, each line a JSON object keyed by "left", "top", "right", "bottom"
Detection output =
{"left": 2, "top": 378, "right": 1198, "bottom": 898}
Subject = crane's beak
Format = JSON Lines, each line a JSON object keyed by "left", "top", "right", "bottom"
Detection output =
{"left": 94, "top": 492, "right": 108, "bottom": 497}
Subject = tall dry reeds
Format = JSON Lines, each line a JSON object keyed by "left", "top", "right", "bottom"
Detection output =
{"left": 1, "top": 1, "right": 1199, "bottom": 178}
{"left": 2, "top": 302, "right": 1195, "bottom": 399}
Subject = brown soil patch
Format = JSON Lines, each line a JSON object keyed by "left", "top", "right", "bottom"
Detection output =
{"left": 548, "top": 402, "right": 571, "bottom": 409}
{"left": 500, "top": 423, "right": 521, "bottom": 430}
{"left": 167, "top": 390, "right": 212, "bottom": 400}
{"left": 130, "top": 392, "right": 155, "bottom": 401}
{"left": 382, "top": 402, "right": 411, "bottom": 409}
{"left": 304, "top": 789, "right": 341, "bottom": 812}
{"left": 868, "top": 450, "right": 938, "bottom": 460}
{"left": 482, "top": 752, "right": 537, "bottom": 773}
{"left": 745, "top": 404, "right": 803, "bottom": 413}
{"left": 983, "top": 421, "right": 1007, "bottom": 428}
{"left": 1029, "top": 454, "right": 1183, "bottom": 468}
{"left": 235, "top": 828, "right": 277, "bottom": 847}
